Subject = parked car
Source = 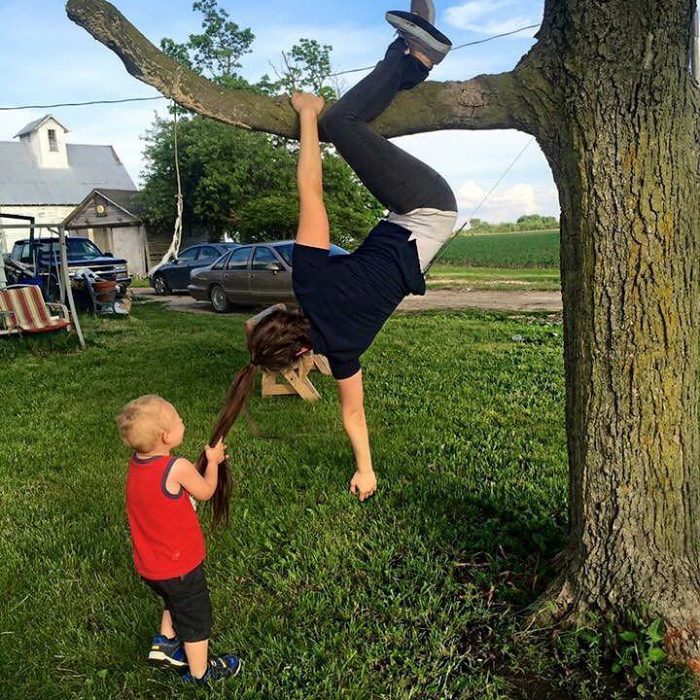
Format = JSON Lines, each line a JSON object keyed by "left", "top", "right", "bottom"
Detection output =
{"left": 7, "top": 236, "right": 131, "bottom": 297}
{"left": 150, "top": 243, "right": 240, "bottom": 295}
{"left": 188, "top": 241, "right": 348, "bottom": 312}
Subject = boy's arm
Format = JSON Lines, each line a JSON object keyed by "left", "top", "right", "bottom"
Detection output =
{"left": 169, "top": 441, "right": 226, "bottom": 502}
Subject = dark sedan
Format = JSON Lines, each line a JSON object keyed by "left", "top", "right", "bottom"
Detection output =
{"left": 150, "top": 243, "right": 239, "bottom": 295}
{"left": 188, "top": 240, "right": 348, "bottom": 312}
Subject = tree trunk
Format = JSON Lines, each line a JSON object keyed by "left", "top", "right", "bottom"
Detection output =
{"left": 67, "top": 0, "right": 700, "bottom": 662}
{"left": 530, "top": 0, "right": 700, "bottom": 660}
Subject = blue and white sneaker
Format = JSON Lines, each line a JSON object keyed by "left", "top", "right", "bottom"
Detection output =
{"left": 147, "top": 634, "right": 188, "bottom": 669}
{"left": 182, "top": 654, "right": 242, "bottom": 684}
{"left": 386, "top": 10, "right": 452, "bottom": 65}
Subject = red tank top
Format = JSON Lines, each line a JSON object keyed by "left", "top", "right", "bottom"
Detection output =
{"left": 125, "top": 454, "right": 206, "bottom": 580}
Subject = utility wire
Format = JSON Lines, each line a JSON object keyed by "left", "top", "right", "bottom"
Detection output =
{"left": 0, "top": 95, "right": 165, "bottom": 111}
{"left": 0, "top": 22, "right": 540, "bottom": 110}
{"left": 423, "top": 137, "right": 535, "bottom": 275}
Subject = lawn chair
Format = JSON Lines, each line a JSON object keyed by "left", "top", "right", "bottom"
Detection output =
{"left": 0, "top": 285, "right": 71, "bottom": 337}
{"left": 244, "top": 304, "right": 331, "bottom": 401}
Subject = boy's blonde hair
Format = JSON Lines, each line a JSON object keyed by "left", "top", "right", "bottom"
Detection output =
{"left": 116, "top": 395, "right": 172, "bottom": 452}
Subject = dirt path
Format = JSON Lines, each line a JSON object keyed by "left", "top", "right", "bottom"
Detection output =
{"left": 135, "top": 288, "right": 562, "bottom": 314}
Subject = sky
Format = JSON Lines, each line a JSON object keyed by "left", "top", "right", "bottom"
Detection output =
{"left": 0, "top": 0, "right": 557, "bottom": 224}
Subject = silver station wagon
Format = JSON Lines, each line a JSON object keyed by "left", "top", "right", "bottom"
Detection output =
{"left": 188, "top": 240, "right": 348, "bottom": 312}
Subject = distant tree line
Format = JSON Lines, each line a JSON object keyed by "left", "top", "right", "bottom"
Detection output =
{"left": 468, "top": 214, "right": 560, "bottom": 233}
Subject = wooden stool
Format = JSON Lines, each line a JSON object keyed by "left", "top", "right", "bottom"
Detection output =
{"left": 244, "top": 304, "right": 331, "bottom": 401}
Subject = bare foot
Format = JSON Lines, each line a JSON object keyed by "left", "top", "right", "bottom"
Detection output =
{"left": 410, "top": 48, "right": 433, "bottom": 69}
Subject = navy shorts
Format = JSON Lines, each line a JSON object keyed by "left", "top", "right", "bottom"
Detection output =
{"left": 143, "top": 563, "right": 212, "bottom": 643}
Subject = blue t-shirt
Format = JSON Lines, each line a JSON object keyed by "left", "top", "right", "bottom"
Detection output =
{"left": 292, "top": 220, "right": 425, "bottom": 380}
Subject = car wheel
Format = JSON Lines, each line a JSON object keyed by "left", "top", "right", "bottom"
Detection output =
{"left": 153, "top": 274, "right": 170, "bottom": 296}
{"left": 210, "top": 284, "right": 232, "bottom": 313}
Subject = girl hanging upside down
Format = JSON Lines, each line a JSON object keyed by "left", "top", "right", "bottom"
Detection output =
{"left": 205, "top": 2, "right": 457, "bottom": 503}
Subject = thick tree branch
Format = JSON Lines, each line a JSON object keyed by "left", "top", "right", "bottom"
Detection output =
{"left": 66, "top": 0, "right": 530, "bottom": 138}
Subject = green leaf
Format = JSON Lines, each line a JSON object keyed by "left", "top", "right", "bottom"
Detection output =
{"left": 647, "top": 647, "right": 666, "bottom": 663}
{"left": 646, "top": 618, "right": 664, "bottom": 643}
{"left": 620, "top": 630, "right": 638, "bottom": 643}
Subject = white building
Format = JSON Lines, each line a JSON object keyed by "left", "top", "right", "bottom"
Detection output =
{"left": 0, "top": 115, "right": 137, "bottom": 250}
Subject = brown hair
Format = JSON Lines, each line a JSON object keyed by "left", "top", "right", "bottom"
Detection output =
{"left": 196, "top": 309, "right": 311, "bottom": 526}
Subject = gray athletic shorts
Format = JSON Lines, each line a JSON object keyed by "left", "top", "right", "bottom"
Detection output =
{"left": 387, "top": 207, "right": 458, "bottom": 272}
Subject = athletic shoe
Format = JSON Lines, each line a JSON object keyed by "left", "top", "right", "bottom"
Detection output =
{"left": 385, "top": 10, "right": 452, "bottom": 65}
{"left": 411, "top": 0, "right": 435, "bottom": 24}
{"left": 182, "top": 655, "right": 242, "bottom": 684}
{"left": 147, "top": 634, "right": 188, "bottom": 669}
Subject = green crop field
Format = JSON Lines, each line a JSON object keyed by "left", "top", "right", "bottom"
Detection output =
{"left": 436, "top": 230, "right": 560, "bottom": 269}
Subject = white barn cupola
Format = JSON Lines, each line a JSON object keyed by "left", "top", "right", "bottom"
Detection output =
{"left": 14, "top": 115, "right": 69, "bottom": 169}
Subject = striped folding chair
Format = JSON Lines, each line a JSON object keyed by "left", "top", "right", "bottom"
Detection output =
{"left": 0, "top": 285, "right": 71, "bottom": 337}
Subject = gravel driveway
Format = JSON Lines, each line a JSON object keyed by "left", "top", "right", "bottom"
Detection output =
{"left": 135, "top": 288, "right": 562, "bottom": 314}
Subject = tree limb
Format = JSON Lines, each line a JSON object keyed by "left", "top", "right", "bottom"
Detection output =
{"left": 66, "top": 0, "right": 530, "bottom": 138}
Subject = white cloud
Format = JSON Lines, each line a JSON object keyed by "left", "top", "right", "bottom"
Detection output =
{"left": 456, "top": 180, "right": 559, "bottom": 222}
{"left": 445, "top": 1, "right": 539, "bottom": 36}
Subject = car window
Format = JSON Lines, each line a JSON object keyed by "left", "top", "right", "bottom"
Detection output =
{"left": 178, "top": 247, "right": 199, "bottom": 263}
{"left": 277, "top": 244, "right": 294, "bottom": 266}
{"left": 227, "top": 246, "right": 252, "bottom": 270}
{"left": 18, "top": 243, "right": 32, "bottom": 263}
{"left": 65, "top": 239, "right": 103, "bottom": 258}
{"left": 212, "top": 252, "right": 230, "bottom": 270}
{"left": 252, "top": 246, "right": 279, "bottom": 270}
{"left": 198, "top": 246, "right": 219, "bottom": 259}
{"left": 280, "top": 243, "right": 347, "bottom": 267}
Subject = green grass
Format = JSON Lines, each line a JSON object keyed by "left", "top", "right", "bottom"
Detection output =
{"left": 427, "top": 266, "right": 561, "bottom": 291}
{"left": 437, "top": 230, "right": 560, "bottom": 269}
{"left": 0, "top": 304, "right": 693, "bottom": 699}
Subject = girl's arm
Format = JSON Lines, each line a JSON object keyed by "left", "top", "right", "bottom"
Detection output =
{"left": 166, "top": 440, "right": 226, "bottom": 502}
{"left": 337, "top": 372, "right": 377, "bottom": 501}
{"left": 291, "top": 92, "right": 330, "bottom": 251}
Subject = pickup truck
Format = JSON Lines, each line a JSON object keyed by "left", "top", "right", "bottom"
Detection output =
{"left": 5, "top": 236, "right": 131, "bottom": 296}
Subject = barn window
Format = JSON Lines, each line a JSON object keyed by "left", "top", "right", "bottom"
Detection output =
{"left": 48, "top": 129, "right": 58, "bottom": 152}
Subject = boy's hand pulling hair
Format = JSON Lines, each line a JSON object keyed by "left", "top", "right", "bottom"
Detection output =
{"left": 205, "top": 438, "right": 226, "bottom": 465}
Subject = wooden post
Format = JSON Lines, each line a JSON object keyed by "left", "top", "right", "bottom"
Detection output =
{"left": 58, "top": 225, "right": 86, "bottom": 350}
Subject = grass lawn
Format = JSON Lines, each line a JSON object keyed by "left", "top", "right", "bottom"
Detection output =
{"left": 427, "top": 266, "right": 561, "bottom": 292}
{"left": 0, "top": 304, "right": 693, "bottom": 699}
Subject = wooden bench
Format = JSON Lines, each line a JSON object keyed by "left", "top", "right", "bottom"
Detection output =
{"left": 245, "top": 305, "right": 331, "bottom": 401}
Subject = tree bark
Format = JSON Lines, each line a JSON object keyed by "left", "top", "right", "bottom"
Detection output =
{"left": 530, "top": 0, "right": 700, "bottom": 662}
{"left": 67, "top": 0, "right": 700, "bottom": 663}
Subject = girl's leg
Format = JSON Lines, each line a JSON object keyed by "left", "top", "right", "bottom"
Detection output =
{"left": 319, "top": 39, "right": 456, "bottom": 215}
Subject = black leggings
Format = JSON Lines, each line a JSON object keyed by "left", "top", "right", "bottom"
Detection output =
{"left": 319, "top": 39, "right": 457, "bottom": 216}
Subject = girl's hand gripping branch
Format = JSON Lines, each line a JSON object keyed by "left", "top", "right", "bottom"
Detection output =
{"left": 291, "top": 92, "right": 325, "bottom": 116}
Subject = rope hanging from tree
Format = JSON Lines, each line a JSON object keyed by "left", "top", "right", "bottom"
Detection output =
{"left": 147, "top": 97, "right": 184, "bottom": 275}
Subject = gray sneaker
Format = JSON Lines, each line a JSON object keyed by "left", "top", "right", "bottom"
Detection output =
{"left": 411, "top": 0, "right": 435, "bottom": 24}
{"left": 386, "top": 10, "right": 452, "bottom": 65}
